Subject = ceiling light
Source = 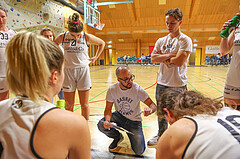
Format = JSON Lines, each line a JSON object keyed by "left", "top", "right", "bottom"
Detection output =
{"left": 160, "top": 30, "right": 168, "bottom": 32}
{"left": 108, "top": 45, "right": 112, "bottom": 48}
{"left": 120, "top": 31, "right": 130, "bottom": 33}
{"left": 108, "top": 41, "right": 112, "bottom": 44}
{"left": 159, "top": 0, "right": 166, "bottom": 5}
{"left": 208, "top": 37, "right": 216, "bottom": 40}
{"left": 193, "top": 39, "right": 198, "bottom": 42}
{"left": 133, "top": 30, "right": 143, "bottom": 33}
{"left": 118, "top": 39, "right": 124, "bottom": 42}
{"left": 190, "top": 29, "right": 202, "bottom": 31}
{"left": 205, "top": 28, "right": 218, "bottom": 31}
{"left": 147, "top": 30, "right": 158, "bottom": 32}
{"left": 193, "top": 44, "right": 198, "bottom": 47}
{"left": 109, "top": 4, "right": 115, "bottom": 8}
{"left": 107, "top": 32, "right": 117, "bottom": 34}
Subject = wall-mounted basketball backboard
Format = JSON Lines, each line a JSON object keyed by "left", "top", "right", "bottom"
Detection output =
{"left": 77, "top": 0, "right": 133, "bottom": 30}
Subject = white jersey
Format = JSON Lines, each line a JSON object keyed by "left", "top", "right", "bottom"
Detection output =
{"left": 62, "top": 31, "right": 90, "bottom": 68}
{"left": 0, "top": 29, "right": 15, "bottom": 77}
{"left": 106, "top": 82, "right": 149, "bottom": 121}
{"left": 0, "top": 96, "right": 57, "bottom": 158}
{"left": 225, "top": 27, "right": 240, "bottom": 87}
{"left": 183, "top": 107, "right": 240, "bottom": 159}
{"left": 153, "top": 32, "right": 192, "bottom": 87}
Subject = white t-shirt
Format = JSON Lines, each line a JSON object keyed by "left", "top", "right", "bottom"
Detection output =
{"left": 0, "top": 29, "right": 15, "bottom": 77}
{"left": 0, "top": 96, "right": 57, "bottom": 158}
{"left": 153, "top": 32, "right": 192, "bottom": 87}
{"left": 183, "top": 107, "right": 240, "bottom": 159}
{"left": 106, "top": 82, "right": 149, "bottom": 121}
{"left": 225, "top": 27, "right": 240, "bottom": 87}
{"left": 62, "top": 31, "right": 90, "bottom": 68}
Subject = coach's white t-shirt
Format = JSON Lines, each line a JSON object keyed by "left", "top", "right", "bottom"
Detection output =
{"left": 183, "top": 107, "right": 240, "bottom": 159}
{"left": 106, "top": 82, "right": 149, "bottom": 121}
{"left": 153, "top": 32, "right": 192, "bottom": 87}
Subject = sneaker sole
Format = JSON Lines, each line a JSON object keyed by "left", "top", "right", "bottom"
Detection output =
{"left": 109, "top": 137, "right": 124, "bottom": 152}
{"left": 109, "top": 146, "right": 122, "bottom": 153}
{"left": 147, "top": 144, "right": 157, "bottom": 148}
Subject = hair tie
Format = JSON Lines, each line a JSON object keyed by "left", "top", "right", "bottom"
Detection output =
{"left": 72, "top": 20, "right": 79, "bottom": 24}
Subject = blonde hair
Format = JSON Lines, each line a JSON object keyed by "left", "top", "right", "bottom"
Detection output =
{"left": 6, "top": 31, "right": 64, "bottom": 103}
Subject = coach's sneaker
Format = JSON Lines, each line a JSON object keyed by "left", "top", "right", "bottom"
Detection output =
{"left": 109, "top": 134, "right": 124, "bottom": 152}
{"left": 147, "top": 135, "right": 159, "bottom": 148}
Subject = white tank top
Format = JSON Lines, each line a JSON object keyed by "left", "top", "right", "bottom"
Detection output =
{"left": 0, "top": 29, "right": 15, "bottom": 77}
{"left": 225, "top": 27, "right": 240, "bottom": 87}
{"left": 62, "top": 31, "right": 90, "bottom": 68}
{"left": 183, "top": 107, "right": 240, "bottom": 159}
{"left": 0, "top": 96, "right": 57, "bottom": 158}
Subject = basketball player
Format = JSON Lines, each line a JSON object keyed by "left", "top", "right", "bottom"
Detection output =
{"left": 0, "top": 31, "right": 90, "bottom": 158}
{"left": 220, "top": 1, "right": 240, "bottom": 110}
{"left": 156, "top": 89, "right": 240, "bottom": 158}
{"left": 55, "top": 13, "right": 105, "bottom": 120}
{"left": 40, "top": 27, "right": 64, "bottom": 100}
{"left": 97, "top": 66, "right": 157, "bottom": 155}
{"left": 148, "top": 8, "right": 192, "bottom": 146}
{"left": 0, "top": 6, "right": 15, "bottom": 101}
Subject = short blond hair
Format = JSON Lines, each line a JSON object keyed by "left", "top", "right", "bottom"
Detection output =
{"left": 6, "top": 31, "right": 64, "bottom": 103}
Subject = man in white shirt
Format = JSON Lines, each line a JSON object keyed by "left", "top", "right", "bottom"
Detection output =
{"left": 97, "top": 66, "right": 156, "bottom": 156}
{"left": 148, "top": 8, "right": 192, "bottom": 147}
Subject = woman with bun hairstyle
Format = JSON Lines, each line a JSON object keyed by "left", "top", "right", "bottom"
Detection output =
{"left": 0, "top": 31, "right": 91, "bottom": 158}
{"left": 55, "top": 13, "right": 105, "bottom": 120}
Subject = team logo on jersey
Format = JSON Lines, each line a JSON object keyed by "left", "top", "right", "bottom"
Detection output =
{"left": 12, "top": 100, "right": 23, "bottom": 109}
{"left": 117, "top": 97, "right": 134, "bottom": 116}
{"left": 71, "top": 40, "right": 77, "bottom": 46}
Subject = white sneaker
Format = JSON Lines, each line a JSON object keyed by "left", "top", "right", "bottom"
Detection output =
{"left": 147, "top": 135, "right": 159, "bottom": 148}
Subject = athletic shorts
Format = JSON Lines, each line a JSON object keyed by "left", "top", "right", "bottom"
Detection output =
{"left": 224, "top": 84, "right": 240, "bottom": 99}
{"left": 0, "top": 77, "right": 8, "bottom": 93}
{"left": 62, "top": 66, "right": 91, "bottom": 92}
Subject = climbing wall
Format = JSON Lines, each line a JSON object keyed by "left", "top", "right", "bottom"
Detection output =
{"left": 0, "top": 0, "right": 64, "bottom": 34}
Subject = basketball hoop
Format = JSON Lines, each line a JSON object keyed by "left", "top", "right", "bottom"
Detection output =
{"left": 94, "top": 23, "right": 105, "bottom": 30}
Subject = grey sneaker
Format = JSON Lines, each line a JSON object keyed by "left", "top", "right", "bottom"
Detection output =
{"left": 147, "top": 135, "right": 159, "bottom": 147}
{"left": 109, "top": 134, "right": 124, "bottom": 152}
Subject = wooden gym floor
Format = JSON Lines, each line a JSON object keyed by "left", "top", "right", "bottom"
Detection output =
{"left": 11, "top": 64, "right": 228, "bottom": 159}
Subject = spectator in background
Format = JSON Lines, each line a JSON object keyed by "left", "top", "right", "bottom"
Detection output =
{"left": 140, "top": 53, "right": 146, "bottom": 65}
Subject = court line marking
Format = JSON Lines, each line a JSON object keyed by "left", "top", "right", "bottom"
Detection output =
{"left": 188, "top": 72, "right": 223, "bottom": 93}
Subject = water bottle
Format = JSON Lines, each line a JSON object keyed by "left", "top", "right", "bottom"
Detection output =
{"left": 220, "top": 13, "right": 240, "bottom": 38}
{"left": 56, "top": 99, "right": 65, "bottom": 109}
